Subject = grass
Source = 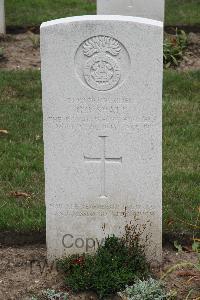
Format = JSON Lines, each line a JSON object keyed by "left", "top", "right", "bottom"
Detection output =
{"left": 0, "top": 71, "right": 44, "bottom": 231}
{"left": 163, "top": 71, "right": 200, "bottom": 234}
{"left": 5, "top": 0, "right": 200, "bottom": 28}
{"left": 5, "top": 0, "right": 96, "bottom": 28}
{"left": 165, "top": 0, "right": 200, "bottom": 26}
{"left": 0, "top": 70, "right": 199, "bottom": 234}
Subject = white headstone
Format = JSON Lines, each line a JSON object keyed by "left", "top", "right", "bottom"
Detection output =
{"left": 97, "top": 0, "right": 165, "bottom": 22}
{"left": 41, "top": 15, "right": 163, "bottom": 262}
{"left": 0, "top": 0, "right": 5, "bottom": 34}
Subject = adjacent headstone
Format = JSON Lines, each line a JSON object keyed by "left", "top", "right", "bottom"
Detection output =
{"left": 0, "top": 0, "right": 5, "bottom": 34}
{"left": 97, "top": 0, "right": 165, "bottom": 22}
{"left": 41, "top": 15, "right": 163, "bottom": 262}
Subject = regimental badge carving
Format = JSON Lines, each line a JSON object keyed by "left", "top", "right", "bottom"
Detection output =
{"left": 75, "top": 35, "right": 131, "bottom": 91}
{"left": 82, "top": 36, "right": 121, "bottom": 91}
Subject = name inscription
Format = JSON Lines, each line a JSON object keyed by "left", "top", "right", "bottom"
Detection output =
{"left": 46, "top": 97, "right": 158, "bottom": 131}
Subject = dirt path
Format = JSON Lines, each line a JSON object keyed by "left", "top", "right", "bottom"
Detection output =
{"left": 0, "top": 245, "right": 199, "bottom": 300}
{"left": 0, "top": 32, "right": 200, "bottom": 71}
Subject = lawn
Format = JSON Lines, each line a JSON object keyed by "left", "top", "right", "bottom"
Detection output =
{"left": 5, "top": 0, "right": 96, "bottom": 28}
{"left": 0, "top": 71, "right": 44, "bottom": 231}
{"left": 163, "top": 71, "right": 200, "bottom": 235}
{"left": 0, "top": 70, "right": 199, "bottom": 234}
{"left": 165, "top": 0, "right": 200, "bottom": 26}
{"left": 5, "top": 0, "right": 200, "bottom": 28}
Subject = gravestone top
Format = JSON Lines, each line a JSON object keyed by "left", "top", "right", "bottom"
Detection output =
{"left": 41, "top": 15, "right": 163, "bottom": 263}
{"left": 41, "top": 15, "right": 163, "bottom": 28}
{"left": 97, "top": 0, "right": 165, "bottom": 22}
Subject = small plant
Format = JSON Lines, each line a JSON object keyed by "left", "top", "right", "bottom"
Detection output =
{"left": 28, "top": 31, "right": 40, "bottom": 49}
{"left": 58, "top": 233, "right": 149, "bottom": 298}
{"left": 0, "top": 47, "right": 5, "bottom": 60}
{"left": 30, "top": 289, "right": 69, "bottom": 300}
{"left": 118, "top": 278, "right": 177, "bottom": 300}
{"left": 43, "top": 289, "right": 68, "bottom": 300}
{"left": 163, "top": 29, "right": 187, "bottom": 68}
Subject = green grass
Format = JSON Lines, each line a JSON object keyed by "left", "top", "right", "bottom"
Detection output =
{"left": 5, "top": 0, "right": 200, "bottom": 28}
{"left": 163, "top": 71, "right": 200, "bottom": 234}
{"left": 0, "top": 71, "right": 44, "bottom": 231}
{"left": 5, "top": 0, "right": 96, "bottom": 28}
{"left": 0, "top": 70, "right": 199, "bottom": 234}
{"left": 165, "top": 0, "right": 200, "bottom": 26}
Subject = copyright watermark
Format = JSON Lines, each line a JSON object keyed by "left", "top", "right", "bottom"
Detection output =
{"left": 62, "top": 234, "right": 105, "bottom": 252}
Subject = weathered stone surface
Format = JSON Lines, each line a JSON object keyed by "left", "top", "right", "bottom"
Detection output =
{"left": 41, "top": 15, "right": 163, "bottom": 262}
{"left": 0, "top": 0, "right": 5, "bottom": 34}
{"left": 97, "top": 0, "right": 165, "bottom": 21}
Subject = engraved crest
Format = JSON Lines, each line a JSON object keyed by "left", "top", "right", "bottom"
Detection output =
{"left": 75, "top": 35, "right": 131, "bottom": 91}
{"left": 83, "top": 36, "right": 121, "bottom": 57}
{"left": 83, "top": 36, "right": 121, "bottom": 91}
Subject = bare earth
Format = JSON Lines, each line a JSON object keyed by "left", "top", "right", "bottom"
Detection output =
{"left": 0, "top": 32, "right": 200, "bottom": 71}
{"left": 179, "top": 32, "right": 200, "bottom": 71}
{"left": 0, "top": 33, "right": 40, "bottom": 70}
{"left": 0, "top": 245, "right": 199, "bottom": 300}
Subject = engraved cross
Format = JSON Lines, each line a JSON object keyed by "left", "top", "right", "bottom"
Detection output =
{"left": 84, "top": 136, "right": 122, "bottom": 199}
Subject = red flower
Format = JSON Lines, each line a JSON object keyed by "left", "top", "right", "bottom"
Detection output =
{"left": 72, "top": 256, "right": 84, "bottom": 266}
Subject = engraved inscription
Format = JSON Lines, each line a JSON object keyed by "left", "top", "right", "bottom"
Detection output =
{"left": 75, "top": 36, "right": 131, "bottom": 91}
{"left": 84, "top": 136, "right": 122, "bottom": 198}
{"left": 46, "top": 96, "right": 159, "bottom": 131}
{"left": 51, "top": 210, "right": 155, "bottom": 218}
{"left": 49, "top": 203, "right": 156, "bottom": 218}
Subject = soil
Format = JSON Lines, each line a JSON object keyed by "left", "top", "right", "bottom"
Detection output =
{"left": 0, "top": 231, "right": 46, "bottom": 247}
{"left": 0, "top": 33, "right": 40, "bottom": 70}
{"left": 0, "top": 245, "right": 199, "bottom": 300}
{"left": 178, "top": 32, "right": 200, "bottom": 71}
{"left": 156, "top": 248, "right": 200, "bottom": 299}
{"left": 0, "top": 32, "right": 200, "bottom": 71}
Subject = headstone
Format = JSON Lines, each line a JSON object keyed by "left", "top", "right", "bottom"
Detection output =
{"left": 41, "top": 15, "right": 163, "bottom": 262}
{"left": 97, "top": 0, "right": 165, "bottom": 22}
{"left": 0, "top": 0, "right": 5, "bottom": 34}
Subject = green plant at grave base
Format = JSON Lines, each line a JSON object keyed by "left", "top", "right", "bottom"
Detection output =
{"left": 28, "top": 32, "right": 40, "bottom": 49}
{"left": 31, "top": 289, "right": 69, "bottom": 300}
{"left": 57, "top": 232, "right": 149, "bottom": 298}
{"left": 118, "top": 278, "right": 177, "bottom": 300}
{"left": 43, "top": 289, "right": 69, "bottom": 300}
{"left": 0, "top": 47, "right": 5, "bottom": 60}
{"left": 163, "top": 30, "right": 188, "bottom": 68}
